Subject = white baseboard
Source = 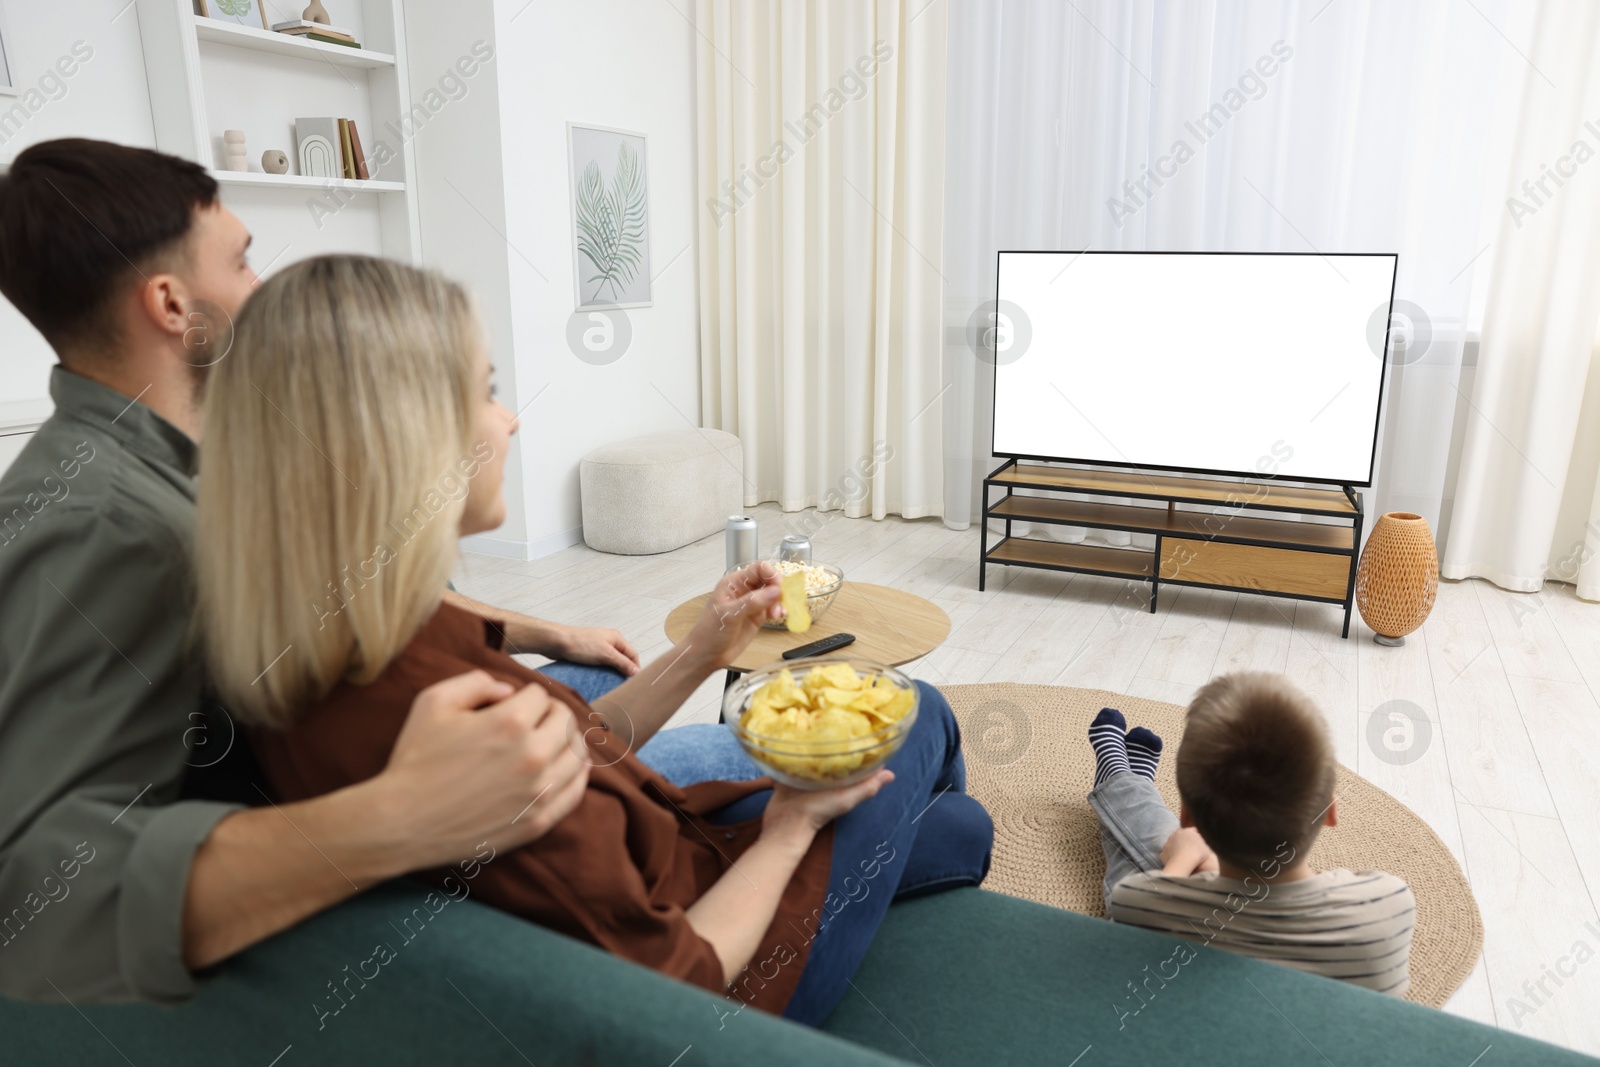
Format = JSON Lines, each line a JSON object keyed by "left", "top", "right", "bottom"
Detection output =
{"left": 461, "top": 524, "right": 585, "bottom": 562}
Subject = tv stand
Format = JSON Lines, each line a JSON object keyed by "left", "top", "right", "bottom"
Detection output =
{"left": 979, "top": 460, "right": 1364, "bottom": 637}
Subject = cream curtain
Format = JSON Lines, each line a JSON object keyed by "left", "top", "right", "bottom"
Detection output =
{"left": 1440, "top": 0, "right": 1600, "bottom": 602}
{"left": 940, "top": 0, "right": 1532, "bottom": 538}
{"left": 695, "top": 0, "right": 946, "bottom": 520}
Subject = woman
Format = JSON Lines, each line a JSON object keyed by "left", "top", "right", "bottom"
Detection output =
{"left": 195, "top": 255, "right": 992, "bottom": 1024}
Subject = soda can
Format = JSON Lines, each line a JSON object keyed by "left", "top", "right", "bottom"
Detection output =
{"left": 778, "top": 534, "right": 812, "bottom": 565}
{"left": 725, "top": 515, "right": 758, "bottom": 571}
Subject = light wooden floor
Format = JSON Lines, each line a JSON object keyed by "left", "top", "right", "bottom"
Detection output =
{"left": 453, "top": 503, "right": 1600, "bottom": 1058}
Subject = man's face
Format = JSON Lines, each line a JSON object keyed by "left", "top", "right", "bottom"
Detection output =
{"left": 186, "top": 202, "right": 257, "bottom": 318}
{"left": 169, "top": 203, "right": 255, "bottom": 373}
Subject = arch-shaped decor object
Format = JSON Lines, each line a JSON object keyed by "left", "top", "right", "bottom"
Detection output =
{"left": 298, "top": 134, "right": 337, "bottom": 178}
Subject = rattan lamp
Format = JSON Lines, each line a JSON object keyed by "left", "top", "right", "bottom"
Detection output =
{"left": 1354, "top": 512, "right": 1439, "bottom": 645}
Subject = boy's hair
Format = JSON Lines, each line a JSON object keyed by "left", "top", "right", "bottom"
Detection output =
{"left": 0, "top": 138, "right": 218, "bottom": 358}
{"left": 1176, "top": 672, "right": 1336, "bottom": 871}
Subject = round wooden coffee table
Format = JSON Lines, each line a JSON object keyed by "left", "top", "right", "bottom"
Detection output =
{"left": 663, "top": 581, "right": 950, "bottom": 674}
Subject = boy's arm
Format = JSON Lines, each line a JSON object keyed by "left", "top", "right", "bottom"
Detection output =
{"left": 1159, "top": 827, "right": 1220, "bottom": 877}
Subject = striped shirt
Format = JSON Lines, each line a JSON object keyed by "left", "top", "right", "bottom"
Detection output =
{"left": 1108, "top": 868, "right": 1415, "bottom": 996}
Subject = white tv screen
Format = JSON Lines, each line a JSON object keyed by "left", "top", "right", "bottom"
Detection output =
{"left": 991, "top": 251, "right": 1397, "bottom": 486}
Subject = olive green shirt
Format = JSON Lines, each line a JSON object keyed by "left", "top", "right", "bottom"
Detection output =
{"left": 0, "top": 367, "right": 238, "bottom": 1003}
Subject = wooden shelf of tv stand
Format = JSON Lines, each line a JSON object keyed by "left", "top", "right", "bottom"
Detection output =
{"left": 990, "top": 462, "right": 1358, "bottom": 517}
{"left": 987, "top": 497, "right": 1354, "bottom": 554}
{"left": 986, "top": 537, "right": 1155, "bottom": 580}
{"left": 980, "top": 461, "right": 1364, "bottom": 637}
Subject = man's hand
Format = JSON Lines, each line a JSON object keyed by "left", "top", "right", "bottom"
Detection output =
{"left": 544, "top": 624, "right": 641, "bottom": 676}
{"left": 440, "top": 589, "right": 637, "bottom": 674}
{"left": 684, "top": 561, "right": 784, "bottom": 670}
{"left": 369, "top": 670, "right": 590, "bottom": 868}
{"left": 182, "top": 671, "right": 591, "bottom": 973}
{"left": 1159, "top": 826, "right": 1220, "bottom": 877}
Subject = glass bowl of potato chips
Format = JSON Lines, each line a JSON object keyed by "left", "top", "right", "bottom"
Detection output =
{"left": 759, "top": 561, "right": 844, "bottom": 630}
{"left": 723, "top": 658, "right": 919, "bottom": 789}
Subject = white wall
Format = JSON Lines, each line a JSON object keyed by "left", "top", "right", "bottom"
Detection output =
{"left": 402, "top": 0, "right": 528, "bottom": 545}
{"left": 0, "top": 2, "right": 395, "bottom": 416}
{"left": 407, "top": 0, "right": 702, "bottom": 559}
{"left": 1, "top": 0, "right": 704, "bottom": 556}
{"left": 0, "top": 1, "right": 159, "bottom": 412}
{"left": 491, "top": 0, "right": 701, "bottom": 556}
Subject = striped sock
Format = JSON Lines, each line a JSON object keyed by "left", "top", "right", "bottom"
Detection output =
{"left": 1125, "top": 726, "right": 1164, "bottom": 781}
{"left": 1089, "top": 707, "right": 1130, "bottom": 787}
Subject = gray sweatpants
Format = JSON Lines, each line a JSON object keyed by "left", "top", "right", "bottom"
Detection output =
{"left": 1087, "top": 773, "right": 1180, "bottom": 912}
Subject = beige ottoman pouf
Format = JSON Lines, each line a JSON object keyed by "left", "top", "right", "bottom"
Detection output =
{"left": 579, "top": 429, "right": 743, "bottom": 554}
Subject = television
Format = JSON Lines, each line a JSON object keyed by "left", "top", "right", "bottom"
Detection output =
{"left": 990, "top": 251, "right": 1398, "bottom": 487}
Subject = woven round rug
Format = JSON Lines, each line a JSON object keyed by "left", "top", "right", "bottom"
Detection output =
{"left": 943, "top": 683, "right": 1483, "bottom": 1008}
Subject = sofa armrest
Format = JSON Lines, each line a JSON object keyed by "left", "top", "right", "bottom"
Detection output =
{"left": 2, "top": 880, "right": 912, "bottom": 1066}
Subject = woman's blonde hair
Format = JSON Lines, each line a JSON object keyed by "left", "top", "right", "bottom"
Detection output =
{"left": 197, "top": 255, "right": 481, "bottom": 728}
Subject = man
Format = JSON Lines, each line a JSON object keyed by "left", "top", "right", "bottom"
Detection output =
{"left": 0, "top": 139, "right": 748, "bottom": 1003}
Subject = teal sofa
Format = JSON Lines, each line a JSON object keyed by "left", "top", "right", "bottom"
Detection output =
{"left": 3, "top": 882, "right": 1590, "bottom": 1066}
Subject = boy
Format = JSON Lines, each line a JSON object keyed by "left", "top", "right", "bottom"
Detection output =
{"left": 1086, "top": 671, "right": 1414, "bottom": 995}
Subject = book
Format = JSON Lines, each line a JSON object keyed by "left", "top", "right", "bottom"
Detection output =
{"left": 272, "top": 19, "right": 356, "bottom": 36}
{"left": 337, "top": 119, "right": 356, "bottom": 180}
{"left": 275, "top": 26, "right": 360, "bottom": 46}
{"left": 347, "top": 120, "right": 370, "bottom": 181}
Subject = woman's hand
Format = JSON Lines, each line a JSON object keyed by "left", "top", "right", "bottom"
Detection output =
{"left": 687, "top": 768, "right": 894, "bottom": 986}
{"left": 760, "top": 769, "right": 895, "bottom": 853}
{"left": 1159, "top": 826, "right": 1220, "bottom": 877}
{"left": 684, "top": 561, "right": 785, "bottom": 670}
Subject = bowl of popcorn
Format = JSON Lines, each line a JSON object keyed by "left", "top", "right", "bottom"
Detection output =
{"left": 760, "top": 560, "right": 844, "bottom": 630}
{"left": 723, "top": 658, "right": 919, "bottom": 789}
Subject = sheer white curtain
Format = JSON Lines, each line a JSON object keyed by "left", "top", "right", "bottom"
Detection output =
{"left": 1440, "top": 0, "right": 1600, "bottom": 601}
{"left": 941, "top": 0, "right": 1531, "bottom": 544}
{"left": 695, "top": 0, "right": 946, "bottom": 520}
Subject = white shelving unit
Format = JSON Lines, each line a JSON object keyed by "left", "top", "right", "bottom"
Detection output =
{"left": 192, "top": 19, "right": 397, "bottom": 69}
{"left": 135, "top": 0, "right": 421, "bottom": 264}
{"left": 211, "top": 170, "right": 405, "bottom": 193}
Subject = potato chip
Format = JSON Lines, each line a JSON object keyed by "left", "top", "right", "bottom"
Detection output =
{"left": 737, "top": 662, "right": 916, "bottom": 782}
{"left": 808, "top": 662, "right": 863, "bottom": 690}
{"left": 780, "top": 571, "right": 811, "bottom": 633}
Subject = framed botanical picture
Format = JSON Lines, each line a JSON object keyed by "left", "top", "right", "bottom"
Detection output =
{"left": 0, "top": 3, "right": 16, "bottom": 97}
{"left": 195, "top": 0, "right": 269, "bottom": 30}
{"left": 567, "top": 123, "right": 652, "bottom": 309}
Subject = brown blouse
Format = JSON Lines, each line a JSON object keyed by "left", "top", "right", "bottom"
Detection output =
{"left": 249, "top": 600, "right": 833, "bottom": 1013}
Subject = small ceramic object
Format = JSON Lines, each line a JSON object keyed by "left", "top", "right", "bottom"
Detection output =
{"left": 223, "top": 129, "right": 249, "bottom": 173}
{"left": 261, "top": 149, "right": 289, "bottom": 175}
{"left": 302, "top": 0, "right": 331, "bottom": 24}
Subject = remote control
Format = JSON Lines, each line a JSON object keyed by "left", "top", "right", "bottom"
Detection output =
{"left": 782, "top": 632, "right": 857, "bottom": 659}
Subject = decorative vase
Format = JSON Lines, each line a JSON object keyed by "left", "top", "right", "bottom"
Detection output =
{"left": 302, "top": 0, "right": 331, "bottom": 24}
{"left": 222, "top": 130, "right": 248, "bottom": 173}
{"left": 1355, "top": 512, "right": 1439, "bottom": 646}
{"left": 261, "top": 149, "right": 289, "bottom": 174}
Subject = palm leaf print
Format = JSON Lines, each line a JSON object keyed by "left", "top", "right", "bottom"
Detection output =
{"left": 575, "top": 142, "right": 647, "bottom": 304}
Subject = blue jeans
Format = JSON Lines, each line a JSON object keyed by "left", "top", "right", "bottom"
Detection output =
{"left": 536, "top": 661, "right": 630, "bottom": 704}
{"left": 708, "top": 682, "right": 994, "bottom": 1026}
{"left": 538, "top": 661, "right": 765, "bottom": 783}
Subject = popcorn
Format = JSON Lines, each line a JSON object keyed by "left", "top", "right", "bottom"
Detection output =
{"left": 774, "top": 560, "right": 836, "bottom": 595}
